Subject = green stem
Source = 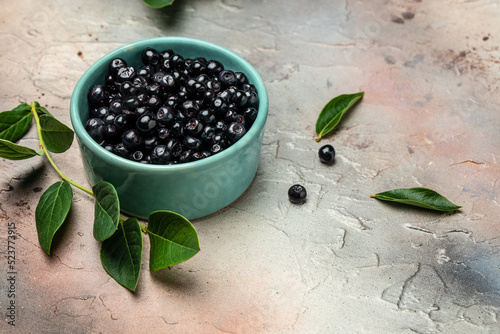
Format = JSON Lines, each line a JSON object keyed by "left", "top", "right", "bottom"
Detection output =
{"left": 31, "top": 102, "right": 94, "bottom": 197}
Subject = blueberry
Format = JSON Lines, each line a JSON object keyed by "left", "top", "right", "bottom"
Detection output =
{"left": 180, "top": 100, "right": 199, "bottom": 118}
{"left": 206, "top": 79, "right": 222, "bottom": 93}
{"left": 169, "top": 53, "right": 185, "bottom": 68}
{"left": 226, "top": 122, "right": 246, "bottom": 142}
{"left": 109, "top": 99, "right": 124, "bottom": 114}
{"left": 145, "top": 95, "right": 162, "bottom": 111}
{"left": 108, "top": 58, "right": 127, "bottom": 76}
{"left": 160, "top": 73, "right": 178, "bottom": 92}
{"left": 116, "top": 66, "right": 136, "bottom": 82}
{"left": 125, "top": 95, "right": 142, "bottom": 109}
{"left": 142, "top": 47, "right": 160, "bottom": 66}
{"left": 165, "top": 138, "right": 183, "bottom": 158}
{"left": 85, "top": 118, "right": 105, "bottom": 144}
{"left": 122, "top": 129, "right": 142, "bottom": 151}
{"left": 157, "top": 127, "right": 170, "bottom": 141}
{"left": 235, "top": 72, "right": 248, "bottom": 86}
{"left": 170, "top": 121, "right": 184, "bottom": 138}
{"left": 200, "top": 125, "right": 216, "bottom": 143}
{"left": 143, "top": 136, "right": 158, "bottom": 151}
{"left": 160, "top": 49, "right": 174, "bottom": 60}
{"left": 198, "top": 109, "right": 216, "bottom": 125}
{"left": 288, "top": 184, "right": 307, "bottom": 204}
{"left": 179, "top": 150, "right": 193, "bottom": 163}
{"left": 102, "top": 113, "right": 116, "bottom": 124}
{"left": 211, "top": 96, "right": 228, "bottom": 116}
{"left": 191, "top": 151, "right": 207, "bottom": 161}
{"left": 134, "top": 106, "right": 150, "bottom": 118}
{"left": 113, "top": 143, "right": 129, "bottom": 158}
{"left": 88, "top": 85, "right": 109, "bottom": 107}
{"left": 183, "top": 136, "right": 203, "bottom": 151}
{"left": 156, "top": 106, "right": 175, "bottom": 126}
{"left": 242, "top": 106, "right": 258, "bottom": 126}
{"left": 151, "top": 145, "right": 171, "bottom": 164}
{"left": 196, "top": 73, "right": 210, "bottom": 84}
{"left": 91, "top": 106, "right": 109, "bottom": 118}
{"left": 137, "top": 65, "right": 154, "bottom": 80}
{"left": 188, "top": 58, "right": 207, "bottom": 76}
{"left": 210, "top": 142, "right": 224, "bottom": 155}
{"left": 214, "top": 120, "right": 228, "bottom": 134}
{"left": 233, "top": 90, "right": 248, "bottom": 107}
{"left": 119, "top": 81, "right": 136, "bottom": 97}
{"left": 184, "top": 118, "right": 203, "bottom": 136}
{"left": 219, "top": 70, "right": 237, "bottom": 88}
{"left": 136, "top": 113, "right": 157, "bottom": 134}
{"left": 103, "top": 124, "right": 121, "bottom": 144}
{"left": 113, "top": 114, "right": 131, "bottom": 132}
{"left": 318, "top": 144, "right": 336, "bottom": 165}
{"left": 206, "top": 59, "right": 224, "bottom": 76}
{"left": 129, "top": 150, "right": 145, "bottom": 162}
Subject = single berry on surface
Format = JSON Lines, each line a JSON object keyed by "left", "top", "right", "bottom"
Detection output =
{"left": 288, "top": 184, "right": 307, "bottom": 204}
{"left": 318, "top": 144, "right": 336, "bottom": 165}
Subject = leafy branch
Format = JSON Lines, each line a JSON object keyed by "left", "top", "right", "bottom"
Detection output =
{"left": 0, "top": 102, "right": 200, "bottom": 291}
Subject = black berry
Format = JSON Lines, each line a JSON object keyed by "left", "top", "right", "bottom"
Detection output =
{"left": 318, "top": 144, "right": 335, "bottom": 165}
{"left": 288, "top": 184, "right": 307, "bottom": 204}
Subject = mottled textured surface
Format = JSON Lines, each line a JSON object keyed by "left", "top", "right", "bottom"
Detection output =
{"left": 1, "top": 0, "right": 500, "bottom": 333}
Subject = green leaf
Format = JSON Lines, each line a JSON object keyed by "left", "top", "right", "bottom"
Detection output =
{"left": 0, "top": 107, "right": 33, "bottom": 142}
{"left": 142, "top": 0, "right": 175, "bottom": 8}
{"left": 5, "top": 104, "right": 32, "bottom": 113}
{"left": 370, "top": 187, "right": 462, "bottom": 211}
{"left": 39, "top": 114, "right": 74, "bottom": 153}
{"left": 100, "top": 218, "right": 143, "bottom": 291}
{"left": 34, "top": 102, "right": 53, "bottom": 117}
{"left": 35, "top": 181, "right": 73, "bottom": 255}
{"left": 0, "top": 139, "right": 41, "bottom": 160}
{"left": 93, "top": 181, "right": 120, "bottom": 242}
{"left": 147, "top": 211, "right": 200, "bottom": 271}
{"left": 315, "top": 92, "right": 364, "bottom": 141}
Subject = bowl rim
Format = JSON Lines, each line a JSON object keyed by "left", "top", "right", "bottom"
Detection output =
{"left": 70, "top": 36, "right": 268, "bottom": 172}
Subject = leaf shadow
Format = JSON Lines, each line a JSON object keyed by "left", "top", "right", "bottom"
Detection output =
{"left": 147, "top": 0, "right": 189, "bottom": 30}
{"left": 13, "top": 161, "right": 47, "bottom": 192}
{"left": 149, "top": 266, "right": 199, "bottom": 293}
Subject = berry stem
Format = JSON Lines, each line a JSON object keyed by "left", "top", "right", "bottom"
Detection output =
{"left": 31, "top": 102, "right": 95, "bottom": 197}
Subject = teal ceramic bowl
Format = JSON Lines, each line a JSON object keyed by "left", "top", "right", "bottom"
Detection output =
{"left": 70, "top": 37, "right": 268, "bottom": 220}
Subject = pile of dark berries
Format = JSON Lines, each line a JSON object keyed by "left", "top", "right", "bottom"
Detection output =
{"left": 85, "top": 47, "right": 259, "bottom": 164}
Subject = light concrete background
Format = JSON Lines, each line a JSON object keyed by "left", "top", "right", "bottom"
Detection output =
{"left": 1, "top": 0, "right": 500, "bottom": 333}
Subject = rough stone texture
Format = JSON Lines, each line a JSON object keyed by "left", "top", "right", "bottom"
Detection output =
{"left": 1, "top": 0, "right": 500, "bottom": 333}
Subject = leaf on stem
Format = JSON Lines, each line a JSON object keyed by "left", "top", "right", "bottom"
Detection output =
{"left": 370, "top": 187, "right": 462, "bottom": 211}
{"left": 0, "top": 139, "right": 42, "bottom": 160}
{"left": 100, "top": 217, "right": 143, "bottom": 291}
{"left": 315, "top": 92, "right": 364, "bottom": 142}
{"left": 34, "top": 102, "right": 53, "bottom": 117}
{"left": 0, "top": 107, "right": 33, "bottom": 142}
{"left": 35, "top": 181, "right": 73, "bottom": 255}
{"left": 93, "top": 181, "right": 120, "bottom": 242}
{"left": 142, "top": 0, "right": 175, "bottom": 8}
{"left": 147, "top": 211, "right": 200, "bottom": 271}
{"left": 39, "top": 114, "right": 74, "bottom": 153}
